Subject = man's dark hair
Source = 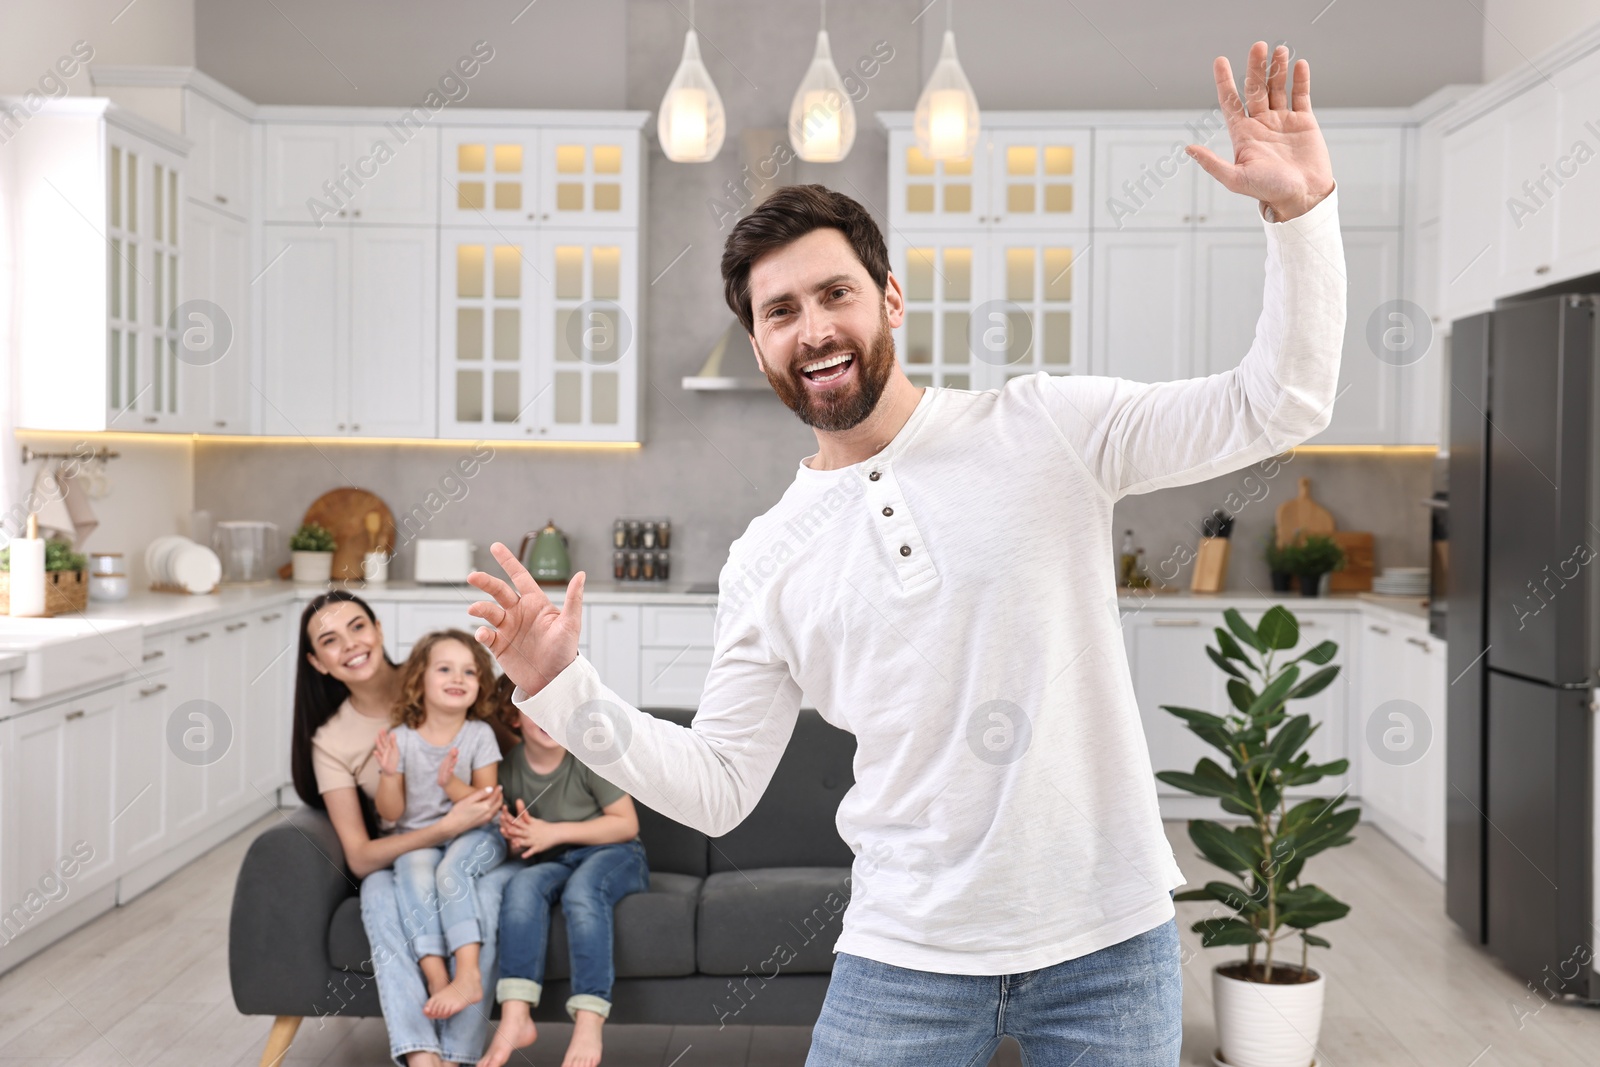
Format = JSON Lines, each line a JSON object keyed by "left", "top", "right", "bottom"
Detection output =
{"left": 721, "top": 184, "right": 890, "bottom": 335}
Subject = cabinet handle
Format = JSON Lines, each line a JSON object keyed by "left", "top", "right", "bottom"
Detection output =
{"left": 352, "top": 209, "right": 362, "bottom": 217}
{"left": 542, "top": 213, "right": 550, "bottom": 220}
{"left": 186, "top": 631, "right": 212, "bottom": 643}
{"left": 225, "top": 621, "right": 249, "bottom": 632}
{"left": 1182, "top": 214, "right": 1192, "bottom": 223}
{"left": 65, "top": 709, "right": 86, "bottom": 722}
{"left": 1406, "top": 636, "right": 1431, "bottom": 651}
{"left": 338, "top": 210, "right": 347, "bottom": 217}
{"left": 337, "top": 423, "right": 347, "bottom": 430}
{"left": 1536, "top": 265, "right": 1551, "bottom": 275}
{"left": 610, "top": 611, "right": 622, "bottom": 621}
{"left": 261, "top": 612, "right": 282, "bottom": 622}
{"left": 144, "top": 415, "right": 158, "bottom": 424}
{"left": 1368, "top": 624, "right": 1390, "bottom": 635}
{"left": 528, "top": 212, "right": 537, "bottom": 220}
{"left": 1197, "top": 214, "right": 1207, "bottom": 223}
{"left": 214, "top": 419, "right": 227, "bottom": 428}
{"left": 1152, "top": 618, "right": 1201, "bottom": 627}
{"left": 352, "top": 423, "right": 361, "bottom": 431}
{"left": 215, "top": 193, "right": 228, "bottom": 204}
{"left": 142, "top": 649, "right": 165, "bottom": 662}
{"left": 139, "top": 683, "right": 168, "bottom": 698}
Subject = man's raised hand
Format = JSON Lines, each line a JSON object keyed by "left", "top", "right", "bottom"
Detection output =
{"left": 1187, "top": 42, "right": 1334, "bottom": 222}
{"left": 466, "top": 542, "right": 585, "bottom": 699}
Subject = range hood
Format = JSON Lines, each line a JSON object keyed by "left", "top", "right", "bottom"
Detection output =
{"left": 681, "top": 320, "right": 772, "bottom": 392}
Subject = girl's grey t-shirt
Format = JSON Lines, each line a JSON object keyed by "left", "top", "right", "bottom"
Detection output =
{"left": 389, "top": 720, "right": 502, "bottom": 833}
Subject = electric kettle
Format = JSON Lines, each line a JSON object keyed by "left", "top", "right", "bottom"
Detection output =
{"left": 518, "top": 520, "right": 572, "bottom": 586}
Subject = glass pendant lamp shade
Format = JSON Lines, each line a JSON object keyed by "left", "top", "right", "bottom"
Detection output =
{"left": 914, "top": 30, "right": 981, "bottom": 161}
{"left": 658, "top": 30, "right": 726, "bottom": 163}
{"left": 788, "top": 30, "right": 856, "bottom": 163}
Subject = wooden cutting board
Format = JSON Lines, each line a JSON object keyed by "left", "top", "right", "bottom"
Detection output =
{"left": 1276, "top": 477, "right": 1336, "bottom": 547}
{"left": 277, "top": 488, "right": 397, "bottom": 581}
{"left": 1328, "top": 531, "right": 1375, "bottom": 592}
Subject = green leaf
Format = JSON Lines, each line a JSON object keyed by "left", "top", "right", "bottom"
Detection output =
{"left": 1214, "top": 627, "right": 1257, "bottom": 667}
{"left": 1193, "top": 917, "right": 1264, "bottom": 947}
{"left": 1289, "top": 639, "right": 1338, "bottom": 666}
{"left": 1277, "top": 885, "right": 1351, "bottom": 928}
{"left": 1256, "top": 605, "right": 1300, "bottom": 650}
{"left": 1219, "top": 794, "right": 1255, "bottom": 817}
{"left": 1246, "top": 665, "right": 1301, "bottom": 719}
{"left": 1279, "top": 807, "right": 1361, "bottom": 863}
{"left": 1269, "top": 714, "right": 1314, "bottom": 767}
{"left": 1190, "top": 820, "right": 1257, "bottom": 876}
{"left": 1162, "top": 706, "right": 1228, "bottom": 730}
{"left": 1228, "top": 679, "right": 1258, "bottom": 714}
{"left": 1203, "top": 880, "right": 1266, "bottom": 916}
{"left": 1207, "top": 645, "right": 1247, "bottom": 680}
{"left": 1224, "top": 607, "right": 1268, "bottom": 654}
{"left": 1156, "top": 759, "right": 1244, "bottom": 802}
{"left": 1285, "top": 665, "right": 1341, "bottom": 702}
{"left": 1301, "top": 932, "right": 1332, "bottom": 948}
{"left": 1173, "top": 889, "right": 1216, "bottom": 902}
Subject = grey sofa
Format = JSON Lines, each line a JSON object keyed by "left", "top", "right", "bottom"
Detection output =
{"left": 230, "top": 707, "right": 856, "bottom": 1063}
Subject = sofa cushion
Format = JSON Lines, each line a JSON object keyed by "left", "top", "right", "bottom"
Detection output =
{"left": 710, "top": 709, "right": 856, "bottom": 872}
{"left": 696, "top": 868, "right": 851, "bottom": 976}
{"left": 329, "top": 872, "right": 700, "bottom": 980}
{"left": 633, "top": 711, "right": 712, "bottom": 878}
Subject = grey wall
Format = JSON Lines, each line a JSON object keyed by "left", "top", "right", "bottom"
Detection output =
{"left": 192, "top": 0, "right": 1463, "bottom": 586}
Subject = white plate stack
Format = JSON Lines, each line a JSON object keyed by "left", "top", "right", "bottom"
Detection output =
{"left": 1371, "top": 566, "right": 1429, "bottom": 597}
{"left": 144, "top": 535, "right": 223, "bottom": 594}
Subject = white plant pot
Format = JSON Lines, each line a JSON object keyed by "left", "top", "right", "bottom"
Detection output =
{"left": 291, "top": 550, "right": 334, "bottom": 584}
{"left": 1212, "top": 962, "right": 1324, "bottom": 1067}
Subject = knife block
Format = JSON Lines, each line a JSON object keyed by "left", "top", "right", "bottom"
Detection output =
{"left": 1190, "top": 538, "right": 1230, "bottom": 593}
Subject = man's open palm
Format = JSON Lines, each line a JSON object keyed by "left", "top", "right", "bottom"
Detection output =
{"left": 467, "top": 542, "right": 585, "bottom": 698}
{"left": 1189, "top": 42, "right": 1334, "bottom": 221}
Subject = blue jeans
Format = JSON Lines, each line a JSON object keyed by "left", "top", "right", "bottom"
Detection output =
{"left": 361, "top": 862, "right": 518, "bottom": 1067}
{"left": 805, "top": 918, "right": 1183, "bottom": 1067}
{"left": 496, "top": 838, "right": 651, "bottom": 1020}
{"left": 392, "top": 826, "right": 506, "bottom": 958}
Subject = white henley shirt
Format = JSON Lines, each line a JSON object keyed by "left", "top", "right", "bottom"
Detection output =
{"left": 514, "top": 187, "right": 1347, "bottom": 976}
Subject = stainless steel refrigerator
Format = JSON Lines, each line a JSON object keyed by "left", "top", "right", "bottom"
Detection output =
{"left": 1446, "top": 292, "right": 1600, "bottom": 998}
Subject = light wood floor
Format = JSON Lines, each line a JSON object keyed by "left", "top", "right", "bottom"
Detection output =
{"left": 0, "top": 813, "right": 1595, "bottom": 1066}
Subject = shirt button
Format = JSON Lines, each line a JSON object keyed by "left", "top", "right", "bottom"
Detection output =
{"left": 900, "top": 545, "right": 911, "bottom": 557}
{"left": 869, "top": 471, "right": 881, "bottom": 481}
{"left": 882, "top": 506, "right": 894, "bottom": 517}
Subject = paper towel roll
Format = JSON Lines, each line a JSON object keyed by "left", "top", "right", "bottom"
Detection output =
{"left": 8, "top": 518, "right": 47, "bottom": 617}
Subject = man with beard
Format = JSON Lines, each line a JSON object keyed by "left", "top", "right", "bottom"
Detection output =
{"left": 470, "top": 42, "right": 1344, "bottom": 1066}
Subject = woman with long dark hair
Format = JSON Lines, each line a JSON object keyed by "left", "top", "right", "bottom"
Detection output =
{"left": 291, "top": 591, "right": 511, "bottom": 1067}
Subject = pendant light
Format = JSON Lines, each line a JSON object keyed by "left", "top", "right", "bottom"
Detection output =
{"left": 657, "top": 0, "right": 726, "bottom": 163}
{"left": 788, "top": 0, "right": 856, "bottom": 163}
{"left": 913, "top": 0, "right": 980, "bottom": 161}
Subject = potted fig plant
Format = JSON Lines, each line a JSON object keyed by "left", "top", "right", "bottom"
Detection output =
{"left": 1281, "top": 532, "right": 1345, "bottom": 597}
{"left": 289, "top": 522, "right": 337, "bottom": 584}
{"left": 1157, "top": 606, "right": 1357, "bottom": 1067}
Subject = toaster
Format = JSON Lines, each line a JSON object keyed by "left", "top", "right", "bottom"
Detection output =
{"left": 412, "top": 539, "right": 475, "bottom": 584}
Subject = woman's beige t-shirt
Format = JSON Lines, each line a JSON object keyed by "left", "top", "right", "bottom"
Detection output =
{"left": 311, "top": 698, "right": 389, "bottom": 800}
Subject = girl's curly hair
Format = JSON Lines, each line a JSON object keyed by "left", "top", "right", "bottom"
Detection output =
{"left": 393, "top": 630, "right": 497, "bottom": 729}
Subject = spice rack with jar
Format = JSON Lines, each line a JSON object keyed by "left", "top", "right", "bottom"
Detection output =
{"left": 611, "top": 518, "right": 672, "bottom": 582}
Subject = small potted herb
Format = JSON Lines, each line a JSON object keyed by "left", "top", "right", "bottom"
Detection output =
{"left": 289, "top": 522, "right": 337, "bottom": 584}
{"left": 0, "top": 538, "right": 89, "bottom": 615}
{"left": 1282, "top": 532, "right": 1345, "bottom": 598}
{"left": 1262, "top": 534, "right": 1295, "bottom": 593}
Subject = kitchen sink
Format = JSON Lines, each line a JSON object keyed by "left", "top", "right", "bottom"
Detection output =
{"left": 0, "top": 617, "right": 144, "bottom": 701}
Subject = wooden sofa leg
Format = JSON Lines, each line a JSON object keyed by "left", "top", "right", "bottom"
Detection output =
{"left": 259, "top": 1016, "right": 302, "bottom": 1067}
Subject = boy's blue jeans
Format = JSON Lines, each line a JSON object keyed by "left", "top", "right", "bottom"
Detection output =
{"left": 495, "top": 838, "right": 651, "bottom": 1020}
{"left": 391, "top": 825, "right": 506, "bottom": 958}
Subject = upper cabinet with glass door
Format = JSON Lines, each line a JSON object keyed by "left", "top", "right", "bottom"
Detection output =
{"left": 887, "top": 123, "right": 1089, "bottom": 230}
{"left": 441, "top": 125, "right": 640, "bottom": 229}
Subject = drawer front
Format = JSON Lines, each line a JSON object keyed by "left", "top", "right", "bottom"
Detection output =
{"left": 137, "top": 631, "right": 177, "bottom": 676}
{"left": 640, "top": 605, "right": 716, "bottom": 648}
{"left": 639, "top": 646, "right": 713, "bottom": 709}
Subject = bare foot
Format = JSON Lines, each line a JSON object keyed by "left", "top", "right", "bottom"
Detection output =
{"left": 477, "top": 1001, "right": 538, "bottom": 1067}
{"left": 419, "top": 955, "right": 451, "bottom": 1000}
{"left": 562, "top": 1010, "right": 604, "bottom": 1067}
{"left": 424, "top": 967, "right": 483, "bottom": 1020}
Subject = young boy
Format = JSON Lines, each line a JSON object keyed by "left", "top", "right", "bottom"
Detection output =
{"left": 478, "top": 677, "right": 651, "bottom": 1067}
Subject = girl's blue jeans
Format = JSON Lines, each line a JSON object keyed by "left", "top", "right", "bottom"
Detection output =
{"left": 391, "top": 825, "right": 506, "bottom": 959}
{"left": 495, "top": 838, "right": 651, "bottom": 1021}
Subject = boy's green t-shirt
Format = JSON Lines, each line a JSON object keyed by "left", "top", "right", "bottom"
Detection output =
{"left": 500, "top": 743, "right": 626, "bottom": 825}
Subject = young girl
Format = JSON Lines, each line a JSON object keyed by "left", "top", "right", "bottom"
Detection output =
{"left": 376, "top": 630, "right": 508, "bottom": 1021}
{"left": 477, "top": 676, "right": 650, "bottom": 1067}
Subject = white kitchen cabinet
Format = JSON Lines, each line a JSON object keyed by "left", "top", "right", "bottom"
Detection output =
{"left": 259, "top": 224, "right": 437, "bottom": 437}
{"left": 246, "top": 608, "right": 294, "bottom": 795}
{"left": 439, "top": 226, "right": 640, "bottom": 441}
{"left": 208, "top": 617, "right": 253, "bottom": 818}
{"left": 115, "top": 673, "right": 173, "bottom": 870}
{"left": 1090, "top": 232, "right": 1194, "bottom": 383}
{"left": 887, "top": 231, "right": 989, "bottom": 389}
{"left": 1318, "top": 127, "right": 1406, "bottom": 228}
{"left": 263, "top": 123, "right": 438, "bottom": 225}
{"left": 982, "top": 234, "right": 1090, "bottom": 379}
{"left": 1438, "top": 111, "right": 1501, "bottom": 323}
{"left": 1192, "top": 230, "right": 1270, "bottom": 377}
{"left": 1310, "top": 230, "right": 1402, "bottom": 445}
{"left": 1493, "top": 81, "right": 1561, "bottom": 295}
{"left": 181, "top": 201, "right": 253, "bottom": 433}
{"left": 1093, "top": 127, "right": 1199, "bottom": 229}
{"left": 1125, "top": 612, "right": 1230, "bottom": 794}
{"left": 442, "top": 127, "right": 541, "bottom": 228}
{"left": 1553, "top": 49, "right": 1600, "bottom": 277}
{"left": 890, "top": 127, "right": 1089, "bottom": 231}
{"left": 1401, "top": 218, "right": 1445, "bottom": 446}
{"left": 1280, "top": 613, "right": 1351, "bottom": 798}
{"left": 587, "top": 605, "right": 641, "bottom": 706}
{"left": 890, "top": 129, "right": 987, "bottom": 228}
{"left": 638, "top": 604, "right": 717, "bottom": 709}
{"left": 184, "top": 88, "right": 251, "bottom": 219}
{"left": 538, "top": 128, "right": 643, "bottom": 230}
{"left": 165, "top": 624, "right": 216, "bottom": 843}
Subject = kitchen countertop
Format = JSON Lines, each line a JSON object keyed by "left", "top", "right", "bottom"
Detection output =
{"left": 325, "top": 579, "right": 721, "bottom": 607}
{"left": 1115, "top": 588, "right": 1432, "bottom": 625}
